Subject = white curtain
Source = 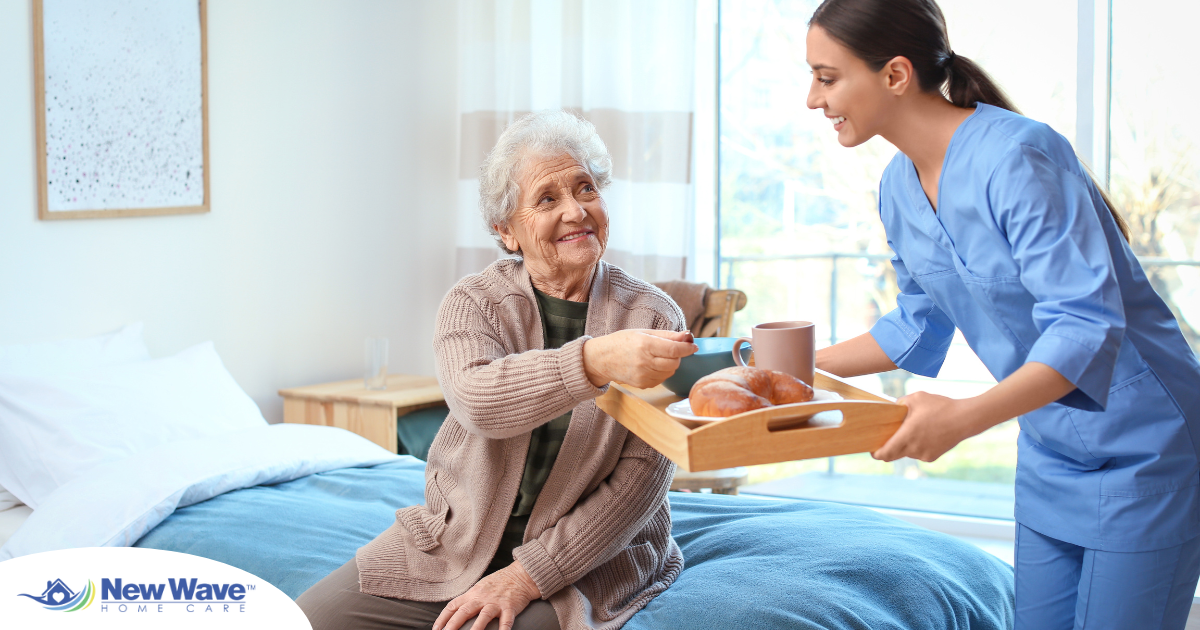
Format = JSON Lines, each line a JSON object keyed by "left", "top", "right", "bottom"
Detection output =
{"left": 455, "top": 0, "right": 697, "bottom": 282}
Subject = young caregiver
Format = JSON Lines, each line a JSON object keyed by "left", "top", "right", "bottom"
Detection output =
{"left": 805, "top": 0, "right": 1200, "bottom": 627}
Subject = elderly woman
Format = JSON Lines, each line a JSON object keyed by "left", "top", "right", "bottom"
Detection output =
{"left": 298, "top": 111, "right": 697, "bottom": 630}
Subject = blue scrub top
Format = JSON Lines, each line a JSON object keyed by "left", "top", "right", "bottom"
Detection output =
{"left": 870, "top": 103, "right": 1200, "bottom": 552}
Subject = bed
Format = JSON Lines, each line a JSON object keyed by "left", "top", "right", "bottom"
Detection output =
{"left": 0, "top": 327, "right": 1015, "bottom": 629}
{"left": 0, "top": 422, "right": 1016, "bottom": 628}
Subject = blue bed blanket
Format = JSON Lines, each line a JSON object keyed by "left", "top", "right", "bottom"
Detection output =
{"left": 136, "top": 461, "right": 1014, "bottom": 629}
{"left": 628, "top": 494, "right": 1013, "bottom": 630}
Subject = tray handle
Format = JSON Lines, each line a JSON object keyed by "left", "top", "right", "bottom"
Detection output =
{"left": 686, "top": 399, "right": 907, "bottom": 470}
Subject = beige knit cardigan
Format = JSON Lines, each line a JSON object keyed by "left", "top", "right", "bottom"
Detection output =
{"left": 356, "top": 259, "right": 686, "bottom": 630}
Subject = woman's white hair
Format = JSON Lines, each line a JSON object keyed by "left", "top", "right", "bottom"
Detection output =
{"left": 479, "top": 110, "right": 613, "bottom": 253}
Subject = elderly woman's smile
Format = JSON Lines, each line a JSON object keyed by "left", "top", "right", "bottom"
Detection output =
{"left": 557, "top": 231, "right": 592, "bottom": 242}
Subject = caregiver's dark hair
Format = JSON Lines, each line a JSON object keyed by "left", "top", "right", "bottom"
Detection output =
{"left": 810, "top": 0, "right": 1132, "bottom": 242}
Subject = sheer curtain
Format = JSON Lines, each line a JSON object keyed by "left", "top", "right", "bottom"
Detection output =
{"left": 455, "top": 0, "right": 697, "bottom": 282}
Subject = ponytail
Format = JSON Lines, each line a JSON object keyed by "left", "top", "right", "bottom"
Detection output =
{"left": 1081, "top": 162, "right": 1134, "bottom": 242}
{"left": 811, "top": 0, "right": 1132, "bottom": 243}
{"left": 943, "top": 54, "right": 1018, "bottom": 113}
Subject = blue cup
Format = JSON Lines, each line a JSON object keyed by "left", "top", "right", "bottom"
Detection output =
{"left": 661, "top": 337, "right": 751, "bottom": 398}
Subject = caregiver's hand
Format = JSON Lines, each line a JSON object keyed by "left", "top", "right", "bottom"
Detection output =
{"left": 872, "top": 362, "right": 1077, "bottom": 463}
{"left": 433, "top": 561, "right": 541, "bottom": 630}
{"left": 583, "top": 329, "right": 697, "bottom": 388}
{"left": 871, "top": 391, "right": 976, "bottom": 463}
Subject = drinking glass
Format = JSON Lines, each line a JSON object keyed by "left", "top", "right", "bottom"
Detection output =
{"left": 364, "top": 337, "right": 389, "bottom": 390}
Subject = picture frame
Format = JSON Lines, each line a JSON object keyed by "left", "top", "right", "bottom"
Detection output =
{"left": 33, "top": 0, "right": 210, "bottom": 220}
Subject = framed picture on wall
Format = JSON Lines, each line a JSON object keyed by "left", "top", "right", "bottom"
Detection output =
{"left": 33, "top": 0, "right": 209, "bottom": 220}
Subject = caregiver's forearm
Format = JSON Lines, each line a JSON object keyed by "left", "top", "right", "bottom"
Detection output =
{"left": 816, "top": 332, "right": 898, "bottom": 378}
{"left": 958, "top": 362, "right": 1076, "bottom": 435}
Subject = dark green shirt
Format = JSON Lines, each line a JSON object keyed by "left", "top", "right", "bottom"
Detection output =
{"left": 486, "top": 288, "right": 588, "bottom": 575}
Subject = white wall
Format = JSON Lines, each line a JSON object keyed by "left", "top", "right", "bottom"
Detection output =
{"left": 0, "top": 0, "right": 460, "bottom": 422}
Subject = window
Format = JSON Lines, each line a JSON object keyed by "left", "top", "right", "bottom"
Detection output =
{"left": 716, "top": 0, "right": 1197, "bottom": 518}
{"left": 1110, "top": 0, "right": 1200, "bottom": 350}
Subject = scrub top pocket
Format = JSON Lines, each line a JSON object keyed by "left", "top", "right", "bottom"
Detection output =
{"left": 1081, "top": 370, "right": 1199, "bottom": 498}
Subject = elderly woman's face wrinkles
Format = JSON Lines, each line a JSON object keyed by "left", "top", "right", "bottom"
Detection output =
{"left": 497, "top": 153, "right": 609, "bottom": 301}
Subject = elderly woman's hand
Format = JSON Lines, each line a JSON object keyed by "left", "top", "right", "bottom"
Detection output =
{"left": 583, "top": 329, "right": 697, "bottom": 388}
{"left": 433, "top": 561, "right": 541, "bottom": 630}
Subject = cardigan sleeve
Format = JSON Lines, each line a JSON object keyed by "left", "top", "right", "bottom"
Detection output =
{"left": 511, "top": 299, "right": 685, "bottom": 597}
{"left": 434, "top": 286, "right": 606, "bottom": 440}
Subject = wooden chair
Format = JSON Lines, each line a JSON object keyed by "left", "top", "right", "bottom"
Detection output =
{"left": 651, "top": 280, "right": 748, "bottom": 338}
{"left": 696, "top": 289, "right": 749, "bottom": 338}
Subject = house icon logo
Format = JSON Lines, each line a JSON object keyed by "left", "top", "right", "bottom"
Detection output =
{"left": 18, "top": 578, "right": 95, "bottom": 611}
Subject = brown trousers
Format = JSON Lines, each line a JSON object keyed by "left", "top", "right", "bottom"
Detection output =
{"left": 297, "top": 559, "right": 561, "bottom": 630}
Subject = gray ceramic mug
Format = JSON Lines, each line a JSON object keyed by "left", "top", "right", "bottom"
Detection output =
{"left": 732, "top": 321, "right": 815, "bottom": 385}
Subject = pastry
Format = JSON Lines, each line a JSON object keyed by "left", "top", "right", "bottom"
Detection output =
{"left": 689, "top": 366, "right": 814, "bottom": 417}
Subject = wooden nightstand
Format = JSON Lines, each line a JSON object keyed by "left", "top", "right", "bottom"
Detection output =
{"left": 279, "top": 374, "right": 446, "bottom": 453}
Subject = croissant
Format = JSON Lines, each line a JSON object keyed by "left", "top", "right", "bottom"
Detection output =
{"left": 689, "top": 366, "right": 814, "bottom": 417}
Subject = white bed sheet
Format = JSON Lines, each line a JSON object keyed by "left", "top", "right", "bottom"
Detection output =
{"left": 0, "top": 423, "right": 399, "bottom": 560}
{"left": 0, "top": 504, "right": 32, "bottom": 548}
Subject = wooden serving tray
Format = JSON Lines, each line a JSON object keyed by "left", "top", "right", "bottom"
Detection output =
{"left": 596, "top": 369, "right": 907, "bottom": 472}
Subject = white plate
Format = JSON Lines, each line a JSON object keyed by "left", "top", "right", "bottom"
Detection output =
{"left": 666, "top": 388, "right": 844, "bottom": 423}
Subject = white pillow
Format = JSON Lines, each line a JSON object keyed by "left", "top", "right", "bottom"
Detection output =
{"left": 0, "top": 322, "right": 150, "bottom": 377}
{"left": 0, "top": 486, "right": 21, "bottom": 511}
{"left": 0, "top": 341, "right": 266, "bottom": 509}
{"left": 0, "top": 323, "right": 148, "bottom": 511}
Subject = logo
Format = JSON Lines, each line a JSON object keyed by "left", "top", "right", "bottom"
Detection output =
{"left": 0, "top": 548, "right": 312, "bottom": 629}
{"left": 18, "top": 578, "right": 95, "bottom": 611}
